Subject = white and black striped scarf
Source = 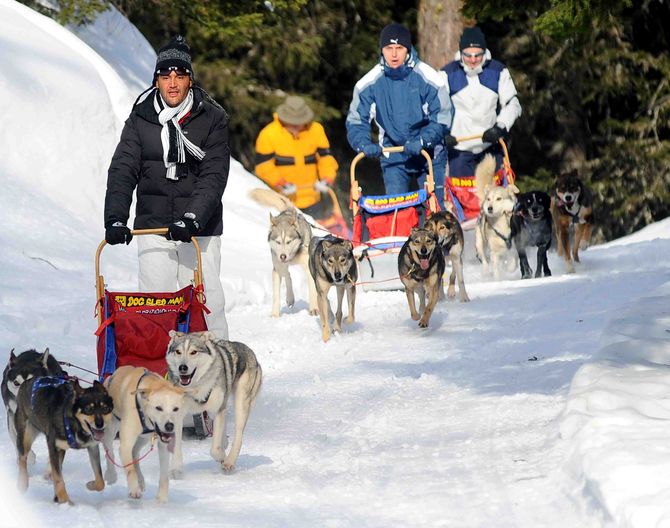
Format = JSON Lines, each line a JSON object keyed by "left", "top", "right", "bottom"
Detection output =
{"left": 153, "top": 89, "right": 205, "bottom": 180}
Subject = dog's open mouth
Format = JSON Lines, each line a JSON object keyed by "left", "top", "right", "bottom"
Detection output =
{"left": 419, "top": 258, "right": 430, "bottom": 270}
{"left": 179, "top": 369, "right": 195, "bottom": 386}
{"left": 156, "top": 429, "right": 176, "bottom": 453}
{"left": 90, "top": 426, "right": 105, "bottom": 442}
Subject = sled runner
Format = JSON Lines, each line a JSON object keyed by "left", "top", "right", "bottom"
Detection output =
{"left": 94, "top": 228, "right": 208, "bottom": 380}
{"left": 350, "top": 146, "right": 439, "bottom": 291}
{"left": 445, "top": 136, "right": 516, "bottom": 229}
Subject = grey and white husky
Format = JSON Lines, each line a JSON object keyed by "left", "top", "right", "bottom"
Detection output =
{"left": 474, "top": 154, "right": 519, "bottom": 280}
{"left": 249, "top": 188, "right": 319, "bottom": 317}
{"left": 166, "top": 330, "right": 262, "bottom": 475}
{"left": 308, "top": 235, "right": 358, "bottom": 342}
{"left": 2, "top": 348, "right": 64, "bottom": 464}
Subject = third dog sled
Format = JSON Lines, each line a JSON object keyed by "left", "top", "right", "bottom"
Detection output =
{"left": 350, "top": 146, "right": 440, "bottom": 292}
{"left": 445, "top": 136, "right": 516, "bottom": 230}
{"left": 94, "top": 228, "right": 209, "bottom": 380}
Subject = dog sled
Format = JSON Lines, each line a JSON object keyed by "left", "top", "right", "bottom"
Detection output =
{"left": 445, "top": 136, "right": 516, "bottom": 230}
{"left": 94, "top": 228, "right": 208, "bottom": 380}
{"left": 350, "top": 146, "right": 440, "bottom": 292}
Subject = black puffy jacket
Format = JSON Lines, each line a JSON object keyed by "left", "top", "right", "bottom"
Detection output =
{"left": 104, "top": 86, "right": 229, "bottom": 236}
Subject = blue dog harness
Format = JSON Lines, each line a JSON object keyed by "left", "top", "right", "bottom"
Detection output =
{"left": 31, "top": 376, "right": 79, "bottom": 449}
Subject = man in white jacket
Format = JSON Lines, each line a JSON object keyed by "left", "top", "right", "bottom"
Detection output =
{"left": 441, "top": 26, "right": 522, "bottom": 180}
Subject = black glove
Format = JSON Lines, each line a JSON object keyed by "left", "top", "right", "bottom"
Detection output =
{"left": 444, "top": 134, "right": 458, "bottom": 149}
{"left": 482, "top": 125, "right": 507, "bottom": 144}
{"left": 105, "top": 221, "right": 132, "bottom": 245}
{"left": 167, "top": 214, "right": 200, "bottom": 242}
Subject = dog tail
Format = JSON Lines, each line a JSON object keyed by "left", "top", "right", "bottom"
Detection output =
{"left": 248, "top": 188, "right": 295, "bottom": 213}
{"left": 475, "top": 154, "right": 497, "bottom": 204}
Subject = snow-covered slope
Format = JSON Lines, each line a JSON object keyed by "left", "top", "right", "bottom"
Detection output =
{"left": 0, "top": 2, "right": 669, "bottom": 527}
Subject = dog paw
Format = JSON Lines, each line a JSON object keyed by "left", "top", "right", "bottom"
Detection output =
{"left": 156, "top": 492, "right": 169, "bottom": 503}
{"left": 345, "top": 315, "right": 354, "bottom": 324}
{"left": 170, "top": 467, "right": 184, "bottom": 480}
{"left": 17, "top": 473, "right": 28, "bottom": 493}
{"left": 460, "top": 294, "right": 470, "bottom": 303}
{"left": 309, "top": 308, "right": 319, "bottom": 316}
{"left": 418, "top": 319, "right": 429, "bottom": 328}
{"left": 128, "top": 488, "right": 142, "bottom": 499}
{"left": 221, "top": 460, "right": 235, "bottom": 473}
{"left": 86, "top": 479, "right": 105, "bottom": 492}
{"left": 271, "top": 311, "right": 281, "bottom": 318}
{"left": 410, "top": 313, "right": 420, "bottom": 321}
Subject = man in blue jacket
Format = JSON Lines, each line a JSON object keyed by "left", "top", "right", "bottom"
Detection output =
{"left": 346, "top": 23, "right": 453, "bottom": 207}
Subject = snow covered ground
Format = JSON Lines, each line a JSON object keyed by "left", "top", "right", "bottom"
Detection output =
{"left": 0, "top": 2, "right": 669, "bottom": 526}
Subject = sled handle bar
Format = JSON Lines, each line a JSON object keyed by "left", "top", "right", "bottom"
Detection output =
{"left": 350, "top": 147, "right": 437, "bottom": 215}
{"left": 454, "top": 136, "right": 514, "bottom": 185}
{"left": 95, "top": 228, "right": 203, "bottom": 324}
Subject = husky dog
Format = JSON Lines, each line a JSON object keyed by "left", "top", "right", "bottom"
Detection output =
{"left": 474, "top": 154, "right": 519, "bottom": 280}
{"left": 398, "top": 227, "right": 445, "bottom": 328}
{"left": 2, "top": 348, "right": 64, "bottom": 465}
{"left": 424, "top": 210, "right": 470, "bottom": 302}
{"left": 102, "top": 366, "right": 186, "bottom": 502}
{"left": 166, "top": 331, "right": 262, "bottom": 475}
{"left": 15, "top": 377, "right": 113, "bottom": 504}
{"left": 249, "top": 188, "right": 319, "bottom": 317}
{"left": 511, "top": 191, "right": 553, "bottom": 279}
{"left": 550, "top": 170, "right": 594, "bottom": 273}
{"left": 308, "top": 235, "right": 358, "bottom": 342}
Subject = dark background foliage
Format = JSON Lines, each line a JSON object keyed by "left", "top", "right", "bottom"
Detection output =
{"left": 35, "top": 0, "right": 670, "bottom": 240}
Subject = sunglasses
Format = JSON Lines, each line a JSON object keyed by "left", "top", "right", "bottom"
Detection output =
{"left": 156, "top": 66, "right": 192, "bottom": 77}
{"left": 461, "top": 50, "right": 485, "bottom": 59}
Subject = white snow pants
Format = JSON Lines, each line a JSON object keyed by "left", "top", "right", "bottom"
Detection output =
{"left": 137, "top": 235, "right": 229, "bottom": 339}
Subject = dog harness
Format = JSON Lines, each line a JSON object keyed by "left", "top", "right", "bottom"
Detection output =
{"left": 478, "top": 214, "right": 513, "bottom": 249}
{"left": 556, "top": 198, "right": 584, "bottom": 224}
{"left": 31, "top": 376, "right": 79, "bottom": 449}
{"left": 134, "top": 370, "right": 156, "bottom": 435}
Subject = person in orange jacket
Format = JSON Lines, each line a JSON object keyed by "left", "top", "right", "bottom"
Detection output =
{"left": 254, "top": 96, "right": 339, "bottom": 219}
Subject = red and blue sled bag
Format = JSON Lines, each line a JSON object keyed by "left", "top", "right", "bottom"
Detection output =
{"left": 95, "top": 285, "right": 208, "bottom": 380}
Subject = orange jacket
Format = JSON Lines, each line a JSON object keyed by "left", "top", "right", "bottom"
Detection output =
{"left": 254, "top": 114, "right": 339, "bottom": 209}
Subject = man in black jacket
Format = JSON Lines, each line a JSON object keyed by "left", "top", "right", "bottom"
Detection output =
{"left": 104, "top": 35, "right": 229, "bottom": 339}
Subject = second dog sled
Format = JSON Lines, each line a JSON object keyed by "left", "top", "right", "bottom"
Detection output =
{"left": 445, "top": 136, "right": 516, "bottom": 230}
{"left": 350, "top": 146, "right": 440, "bottom": 292}
{"left": 94, "top": 228, "right": 208, "bottom": 380}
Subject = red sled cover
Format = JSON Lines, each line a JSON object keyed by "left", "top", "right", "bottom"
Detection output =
{"left": 95, "top": 285, "right": 208, "bottom": 379}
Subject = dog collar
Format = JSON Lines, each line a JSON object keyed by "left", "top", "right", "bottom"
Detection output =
{"left": 31, "top": 376, "right": 79, "bottom": 449}
{"left": 135, "top": 370, "right": 155, "bottom": 435}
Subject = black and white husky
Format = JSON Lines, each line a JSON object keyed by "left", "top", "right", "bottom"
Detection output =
{"left": 2, "top": 348, "right": 63, "bottom": 464}
{"left": 166, "top": 331, "right": 262, "bottom": 476}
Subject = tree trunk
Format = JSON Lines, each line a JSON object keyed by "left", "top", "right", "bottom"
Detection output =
{"left": 417, "top": 0, "right": 469, "bottom": 69}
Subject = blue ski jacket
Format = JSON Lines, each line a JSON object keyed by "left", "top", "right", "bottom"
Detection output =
{"left": 346, "top": 47, "right": 452, "bottom": 163}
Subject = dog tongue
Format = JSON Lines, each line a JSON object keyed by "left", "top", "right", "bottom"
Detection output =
{"left": 92, "top": 429, "right": 105, "bottom": 442}
{"left": 419, "top": 258, "right": 430, "bottom": 270}
{"left": 167, "top": 434, "right": 176, "bottom": 454}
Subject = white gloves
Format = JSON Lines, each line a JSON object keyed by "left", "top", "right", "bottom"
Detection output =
{"left": 314, "top": 180, "right": 330, "bottom": 193}
{"left": 279, "top": 183, "right": 297, "bottom": 196}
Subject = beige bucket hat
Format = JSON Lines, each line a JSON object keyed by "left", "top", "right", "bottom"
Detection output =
{"left": 276, "top": 96, "right": 314, "bottom": 126}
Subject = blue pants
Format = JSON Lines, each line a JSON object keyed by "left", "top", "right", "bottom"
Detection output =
{"left": 447, "top": 146, "right": 503, "bottom": 177}
{"left": 381, "top": 152, "right": 446, "bottom": 208}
